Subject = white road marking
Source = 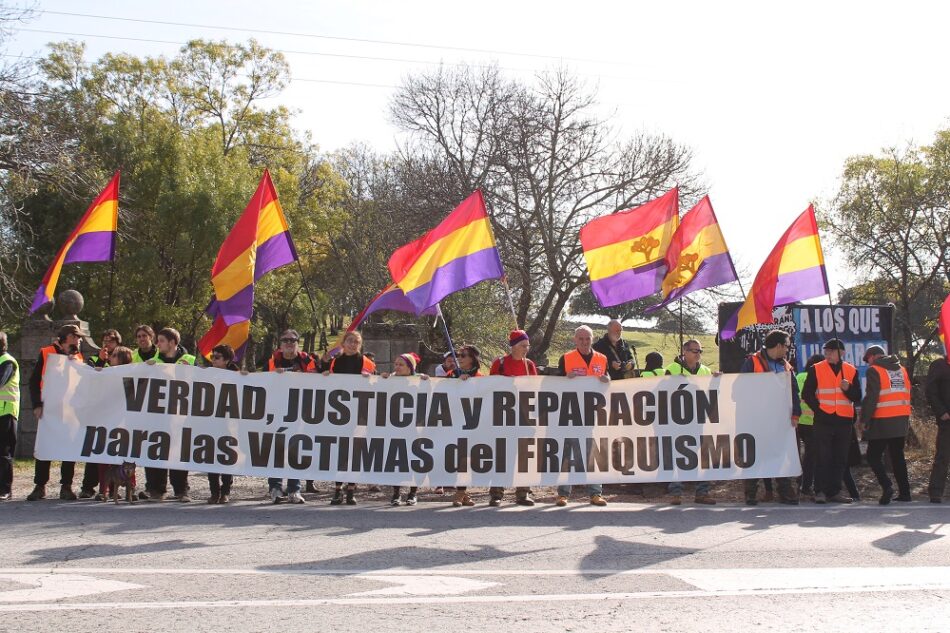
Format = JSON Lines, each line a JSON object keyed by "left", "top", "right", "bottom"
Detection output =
{"left": 0, "top": 574, "right": 144, "bottom": 603}
{"left": 348, "top": 575, "right": 499, "bottom": 596}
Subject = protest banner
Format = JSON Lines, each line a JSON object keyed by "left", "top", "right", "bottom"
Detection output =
{"left": 36, "top": 355, "right": 801, "bottom": 486}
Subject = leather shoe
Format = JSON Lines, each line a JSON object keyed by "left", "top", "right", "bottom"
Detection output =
{"left": 669, "top": 495, "right": 682, "bottom": 506}
{"left": 879, "top": 487, "right": 894, "bottom": 505}
{"left": 589, "top": 494, "right": 607, "bottom": 506}
{"left": 694, "top": 495, "right": 716, "bottom": 505}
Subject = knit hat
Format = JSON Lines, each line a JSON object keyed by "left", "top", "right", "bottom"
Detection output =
{"left": 509, "top": 329, "right": 529, "bottom": 346}
{"left": 399, "top": 352, "right": 420, "bottom": 374}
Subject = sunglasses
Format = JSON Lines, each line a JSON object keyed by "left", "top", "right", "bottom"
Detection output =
{"left": 280, "top": 338, "right": 298, "bottom": 344}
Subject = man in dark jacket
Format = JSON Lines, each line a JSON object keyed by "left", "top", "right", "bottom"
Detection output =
{"left": 860, "top": 345, "right": 911, "bottom": 504}
{"left": 593, "top": 320, "right": 635, "bottom": 380}
{"left": 926, "top": 356, "right": 950, "bottom": 503}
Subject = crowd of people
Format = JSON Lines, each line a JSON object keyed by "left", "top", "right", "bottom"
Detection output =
{"left": 1, "top": 319, "right": 949, "bottom": 509}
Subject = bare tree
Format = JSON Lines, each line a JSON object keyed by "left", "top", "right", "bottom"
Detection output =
{"left": 390, "top": 64, "right": 699, "bottom": 358}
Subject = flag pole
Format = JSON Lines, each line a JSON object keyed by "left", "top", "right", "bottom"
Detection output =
{"left": 501, "top": 276, "right": 519, "bottom": 327}
{"left": 295, "top": 260, "right": 320, "bottom": 343}
{"left": 106, "top": 258, "right": 116, "bottom": 324}
{"left": 435, "top": 303, "right": 459, "bottom": 371}
{"left": 481, "top": 192, "right": 520, "bottom": 329}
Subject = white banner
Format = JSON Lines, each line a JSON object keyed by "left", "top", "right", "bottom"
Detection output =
{"left": 36, "top": 355, "right": 801, "bottom": 486}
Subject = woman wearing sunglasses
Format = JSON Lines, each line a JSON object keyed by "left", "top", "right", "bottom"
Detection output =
{"left": 446, "top": 344, "right": 483, "bottom": 507}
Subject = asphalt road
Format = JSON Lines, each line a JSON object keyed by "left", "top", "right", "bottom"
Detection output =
{"left": 1, "top": 496, "right": 948, "bottom": 632}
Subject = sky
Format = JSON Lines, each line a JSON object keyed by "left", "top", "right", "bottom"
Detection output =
{"left": 6, "top": 0, "right": 950, "bottom": 304}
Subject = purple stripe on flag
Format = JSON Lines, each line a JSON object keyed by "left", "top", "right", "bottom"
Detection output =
{"left": 62, "top": 231, "right": 115, "bottom": 264}
{"left": 29, "top": 284, "right": 50, "bottom": 314}
{"left": 589, "top": 260, "right": 664, "bottom": 308}
{"left": 255, "top": 231, "right": 297, "bottom": 281}
{"left": 403, "top": 247, "right": 504, "bottom": 311}
{"left": 214, "top": 284, "right": 254, "bottom": 326}
{"left": 646, "top": 251, "right": 737, "bottom": 313}
{"left": 774, "top": 265, "right": 828, "bottom": 305}
{"left": 720, "top": 308, "right": 741, "bottom": 340}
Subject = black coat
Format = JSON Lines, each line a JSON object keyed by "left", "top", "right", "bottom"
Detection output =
{"left": 925, "top": 358, "right": 950, "bottom": 421}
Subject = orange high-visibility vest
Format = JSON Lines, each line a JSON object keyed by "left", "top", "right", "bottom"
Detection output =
{"left": 39, "top": 344, "right": 84, "bottom": 391}
{"left": 870, "top": 365, "right": 911, "bottom": 419}
{"left": 814, "top": 360, "right": 857, "bottom": 417}
{"left": 750, "top": 352, "right": 792, "bottom": 373}
{"left": 562, "top": 349, "right": 608, "bottom": 377}
{"left": 267, "top": 353, "right": 315, "bottom": 373}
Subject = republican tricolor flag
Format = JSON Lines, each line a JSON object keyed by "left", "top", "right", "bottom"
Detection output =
{"left": 30, "top": 171, "right": 120, "bottom": 314}
{"left": 939, "top": 291, "right": 950, "bottom": 359}
{"left": 721, "top": 205, "right": 829, "bottom": 339}
{"left": 646, "top": 196, "right": 737, "bottom": 312}
{"left": 197, "top": 170, "right": 298, "bottom": 360}
{"left": 388, "top": 190, "right": 504, "bottom": 312}
{"left": 580, "top": 188, "right": 679, "bottom": 308}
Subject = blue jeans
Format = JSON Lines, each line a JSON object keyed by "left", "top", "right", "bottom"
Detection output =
{"left": 668, "top": 481, "right": 711, "bottom": 495}
{"left": 268, "top": 478, "right": 300, "bottom": 493}
{"left": 557, "top": 484, "right": 603, "bottom": 497}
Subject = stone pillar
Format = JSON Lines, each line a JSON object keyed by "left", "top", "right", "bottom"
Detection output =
{"left": 360, "top": 323, "right": 430, "bottom": 374}
{"left": 16, "top": 290, "right": 94, "bottom": 458}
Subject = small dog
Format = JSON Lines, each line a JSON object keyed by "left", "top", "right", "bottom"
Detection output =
{"left": 100, "top": 462, "right": 137, "bottom": 504}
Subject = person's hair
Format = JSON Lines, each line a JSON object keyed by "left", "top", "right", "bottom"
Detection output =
{"left": 606, "top": 319, "right": 622, "bottom": 329}
{"left": 343, "top": 331, "right": 363, "bottom": 347}
{"left": 805, "top": 353, "right": 824, "bottom": 370}
{"left": 101, "top": 328, "right": 122, "bottom": 344}
{"left": 156, "top": 327, "right": 181, "bottom": 345}
{"left": 57, "top": 324, "right": 81, "bottom": 342}
{"left": 681, "top": 338, "right": 701, "bottom": 351}
{"left": 134, "top": 325, "right": 155, "bottom": 339}
{"left": 212, "top": 344, "right": 235, "bottom": 363}
{"left": 764, "top": 330, "right": 790, "bottom": 350}
{"left": 574, "top": 325, "right": 594, "bottom": 337}
{"left": 457, "top": 344, "right": 481, "bottom": 372}
{"left": 644, "top": 351, "right": 664, "bottom": 371}
{"left": 110, "top": 346, "right": 133, "bottom": 366}
{"left": 0, "top": 331, "right": 6, "bottom": 353}
{"left": 279, "top": 329, "right": 300, "bottom": 341}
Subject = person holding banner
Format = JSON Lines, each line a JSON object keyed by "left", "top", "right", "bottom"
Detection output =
{"left": 447, "top": 344, "right": 484, "bottom": 507}
{"left": 324, "top": 330, "right": 376, "bottom": 506}
{"left": 265, "top": 329, "right": 314, "bottom": 504}
{"left": 741, "top": 330, "right": 801, "bottom": 505}
{"left": 131, "top": 325, "right": 160, "bottom": 364}
{"left": 92, "top": 345, "right": 137, "bottom": 501}
{"left": 77, "top": 328, "right": 124, "bottom": 498}
{"left": 488, "top": 330, "right": 538, "bottom": 506}
{"left": 555, "top": 326, "right": 609, "bottom": 507}
{"left": 27, "top": 324, "right": 84, "bottom": 501}
{"left": 142, "top": 327, "right": 196, "bottom": 502}
{"left": 434, "top": 352, "right": 456, "bottom": 378}
{"left": 639, "top": 352, "right": 668, "bottom": 377}
{"left": 593, "top": 320, "right": 636, "bottom": 380}
{"left": 664, "top": 339, "right": 717, "bottom": 505}
{"left": 925, "top": 355, "right": 950, "bottom": 503}
{"left": 859, "top": 345, "right": 911, "bottom": 505}
{"left": 0, "top": 332, "right": 18, "bottom": 501}
{"left": 207, "top": 344, "right": 241, "bottom": 504}
{"left": 801, "top": 338, "right": 862, "bottom": 504}
{"left": 797, "top": 354, "right": 824, "bottom": 499}
{"left": 382, "top": 352, "right": 428, "bottom": 506}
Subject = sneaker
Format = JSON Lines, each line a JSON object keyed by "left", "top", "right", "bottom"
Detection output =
{"left": 879, "top": 487, "right": 894, "bottom": 506}
{"left": 669, "top": 495, "right": 682, "bottom": 506}
{"left": 218, "top": 494, "right": 230, "bottom": 504}
{"left": 60, "top": 486, "right": 77, "bottom": 501}
{"left": 391, "top": 496, "right": 401, "bottom": 506}
{"left": 555, "top": 495, "right": 568, "bottom": 507}
{"left": 27, "top": 485, "right": 46, "bottom": 501}
{"left": 94, "top": 492, "right": 107, "bottom": 501}
{"left": 694, "top": 495, "right": 716, "bottom": 505}
{"left": 288, "top": 491, "right": 306, "bottom": 504}
{"left": 827, "top": 494, "right": 853, "bottom": 504}
{"left": 207, "top": 495, "right": 220, "bottom": 505}
{"left": 516, "top": 494, "right": 536, "bottom": 507}
{"left": 814, "top": 492, "right": 827, "bottom": 504}
{"left": 137, "top": 490, "right": 151, "bottom": 501}
{"left": 405, "top": 495, "right": 417, "bottom": 506}
{"left": 78, "top": 488, "right": 96, "bottom": 499}
{"left": 270, "top": 488, "right": 288, "bottom": 504}
{"left": 489, "top": 496, "right": 502, "bottom": 507}
{"left": 146, "top": 489, "right": 167, "bottom": 502}
{"left": 345, "top": 491, "right": 356, "bottom": 506}
{"left": 330, "top": 490, "right": 343, "bottom": 505}
{"left": 0, "top": 492, "right": 11, "bottom": 501}
{"left": 452, "top": 491, "right": 474, "bottom": 507}
{"left": 175, "top": 492, "right": 192, "bottom": 503}
{"left": 590, "top": 494, "right": 607, "bottom": 507}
